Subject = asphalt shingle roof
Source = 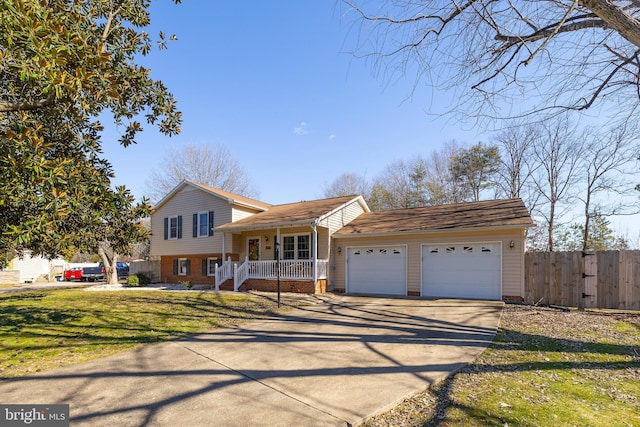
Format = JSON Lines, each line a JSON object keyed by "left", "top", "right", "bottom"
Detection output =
{"left": 334, "top": 198, "right": 533, "bottom": 236}
{"left": 216, "top": 195, "right": 362, "bottom": 231}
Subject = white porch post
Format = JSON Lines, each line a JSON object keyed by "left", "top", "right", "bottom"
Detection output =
{"left": 311, "top": 223, "right": 318, "bottom": 292}
{"left": 221, "top": 231, "right": 226, "bottom": 260}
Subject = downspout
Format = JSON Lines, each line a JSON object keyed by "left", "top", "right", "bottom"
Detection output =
{"left": 311, "top": 221, "right": 318, "bottom": 292}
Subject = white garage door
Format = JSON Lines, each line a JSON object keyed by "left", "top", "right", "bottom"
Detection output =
{"left": 422, "top": 243, "right": 501, "bottom": 300}
{"left": 347, "top": 246, "right": 406, "bottom": 295}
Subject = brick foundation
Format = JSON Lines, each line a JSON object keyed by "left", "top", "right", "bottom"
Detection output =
{"left": 160, "top": 254, "right": 239, "bottom": 285}
{"left": 219, "top": 278, "right": 326, "bottom": 294}
{"left": 502, "top": 295, "right": 524, "bottom": 303}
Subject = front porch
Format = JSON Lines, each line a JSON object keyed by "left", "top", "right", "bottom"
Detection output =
{"left": 215, "top": 258, "right": 328, "bottom": 294}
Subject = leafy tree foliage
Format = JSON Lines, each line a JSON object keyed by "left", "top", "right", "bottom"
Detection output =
{"left": 555, "top": 214, "right": 627, "bottom": 251}
{"left": 1, "top": 0, "right": 181, "bottom": 265}
{"left": 450, "top": 142, "right": 501, "bottom": 202}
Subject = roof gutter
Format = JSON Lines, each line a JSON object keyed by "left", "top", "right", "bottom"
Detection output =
{"left": 215, "top": 218, "right": 325, "bottom": 233}
{"left": 332, "top": 223, "right": 535, "bottom": 239}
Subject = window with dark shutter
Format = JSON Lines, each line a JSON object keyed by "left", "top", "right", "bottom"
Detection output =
{"left": 173, "top": 259, "right": 178, "bottom": 275}
{"left": 164, "top": 217, "right": 168, "bottom": 240}
{"left": 193, "top": 213, "right": 198, "bottom": 238}
{"left": 177, "top": 215, "right": 183, "bottom": 239}
{"left": 208, "top": 211, "right": 214, "bottom": 236}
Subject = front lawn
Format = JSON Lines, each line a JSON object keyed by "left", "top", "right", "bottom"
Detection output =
{"left": 365, "top": 304, "right": 640, "bottom": 426}
{"left": 0, "top": 289, "right": 291, "bottom": 378}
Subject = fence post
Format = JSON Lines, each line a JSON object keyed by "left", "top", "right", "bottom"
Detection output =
{"left": 581, "top": 251, "right": 597, "bottom": 309}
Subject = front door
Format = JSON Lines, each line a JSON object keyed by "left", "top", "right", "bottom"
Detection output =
{"left": 248, "top": 237, "right": 260, "bottom": 261}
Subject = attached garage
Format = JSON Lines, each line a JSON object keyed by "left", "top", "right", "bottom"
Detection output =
{"left": 332, "top": 199, "right": 534, "bottom": 301}
{"left": 347, "top": 246, "right": 406, "bottom": 295}
{"left": 422, "top": 243, "right": 501, "bottom": 300}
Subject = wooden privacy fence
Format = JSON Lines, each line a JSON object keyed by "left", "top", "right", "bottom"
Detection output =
{"left": 129, "top": 259, "right": 161, "bottom": 283}
{"left": 525, "top": 250, "right": 640, "bottom": 310}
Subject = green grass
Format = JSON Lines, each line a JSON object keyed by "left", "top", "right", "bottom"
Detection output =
{"left": 365, "top": 305, "right": 640, "bottom": 427}
{"left": 0, "top": 289, "right": 290, "bottom": 378}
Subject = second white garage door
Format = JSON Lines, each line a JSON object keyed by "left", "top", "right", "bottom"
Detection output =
{"left": 422, "top": 243, "right": 501, "bottom": 300}
{"left": 347, "top": 246, "right": 406, "bottom": 295}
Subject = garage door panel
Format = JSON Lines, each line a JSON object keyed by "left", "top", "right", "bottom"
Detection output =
{"left": 347, "top": 246, "right": 406, "bottom": 295}
{"left": 422, "top": 243, "right": 501, "bottom": 300}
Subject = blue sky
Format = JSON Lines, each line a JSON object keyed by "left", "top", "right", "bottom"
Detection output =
{"left": 101, "top": 1, "right": 485, "bottom": 205}
{"left": 99, "top": 1, "right": 639, "bottom": 242}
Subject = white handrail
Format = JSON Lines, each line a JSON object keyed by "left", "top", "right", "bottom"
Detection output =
{"left": 233, "top": 256, "right": 249, "bottom": 291}
{"left": 215, "top": 256, "right": 233, "bottom": 291}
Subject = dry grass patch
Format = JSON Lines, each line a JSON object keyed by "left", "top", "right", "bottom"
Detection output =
{"left": 364, "top": 304, "right": 640, "bottom": 427}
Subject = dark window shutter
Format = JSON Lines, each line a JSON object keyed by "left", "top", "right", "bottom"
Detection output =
{"left": 177, "top": 215, "right": 183, "bottom": 239}
{"left": 201, "top": 259, "right": 207, "bottom": 276}
{"left": 172, "top": 259, "right": 178, "bottom": 275}
{"left": 193, "top": 213, "right": 198, "bottom": 238}
{"left": 186, "top": 259, "right": 191, "bottom": 275}
{"left": 163, "top": 218, "right": 168, "bottom": 240}
{"left": 208, "top": 211, "right": 214, "bottom": 236}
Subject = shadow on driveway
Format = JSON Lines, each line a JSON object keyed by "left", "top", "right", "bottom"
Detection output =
{"left": 0, "top": 295, "right": 502, "bottom": 426}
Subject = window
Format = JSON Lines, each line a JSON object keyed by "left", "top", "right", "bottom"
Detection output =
{"left": 193, "top": 211, "right": 214, "bottom": 238}
{"left": 178, "top": 258, "right": 188, "bottom": 276}
{"left": 206, "top": 258, "right": 218, "bottom": 276}
{"left": 297, "top": 235, "right": 310, "bottom": 259}
{"left": 282, "top": 234, "right": 311, "bottom": 260}
{"left": 173, "top": 258, "right": 190, "bottom": 276}
{"left": 164, "top": 216, "right": 182, "bottom": 240}
{"left": 446, "top": 246, "right": 456, "bottom": 253}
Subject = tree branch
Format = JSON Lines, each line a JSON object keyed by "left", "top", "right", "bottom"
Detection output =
{"left": 0, "top": 99, "right": 54, "bottom": 112}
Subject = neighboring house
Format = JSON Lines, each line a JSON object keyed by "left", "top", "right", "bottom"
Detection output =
{"left": 0, "top": 252, "right": 66, "bottom": 283}
{"left": 151, "top": 180, "right": 533, "bottom": 301}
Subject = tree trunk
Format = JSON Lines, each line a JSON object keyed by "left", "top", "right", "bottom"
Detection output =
{"left": 98, "top": 246, "right": 120, "bottom": 285}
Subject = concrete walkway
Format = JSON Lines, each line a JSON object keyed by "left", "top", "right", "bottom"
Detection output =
{"left": 0, "top": 295, "right": 503, "bottom": 426}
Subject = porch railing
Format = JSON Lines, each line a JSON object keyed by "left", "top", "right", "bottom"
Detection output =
{"left": 231, "top": 259, "right": 328, "bottom": 291}
{"left": 234, "top": 258, "right": 249, "bottom": 291}
{"left": 245, "top": 259, "right": 328, "bottom": 280}
{"left": 215, "top": 257, "right": 233, "bottom": 291}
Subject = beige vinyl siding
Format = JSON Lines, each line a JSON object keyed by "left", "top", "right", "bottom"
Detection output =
{"left": 332, "top": 227, "right": 526, "bottom": 298}
{"left": 151, "top": 186, "right": 257, "bottom": 257}
{"left": 320, "top": 200, "right": 367, "bottom": 234}
{"left": 232, "top": 205, "right": 262, "bottom": 222}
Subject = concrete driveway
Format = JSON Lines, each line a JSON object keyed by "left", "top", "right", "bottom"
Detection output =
{"left": 0, "top": 294, "right": 502, "bottom": 426}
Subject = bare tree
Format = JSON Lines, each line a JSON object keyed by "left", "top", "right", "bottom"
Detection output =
{"left": 531, "top": 117, "right": 582, "bottom": 251}
{"left": 579, "top": 123, "right": 639, "bottom": 250}
{"left": 367, "top": 159, "right": 417, "bottom": 210}
{"left": 493, "top": 124, "right": 539, "bottom": 198}
{"left": 323, "top": 172, "right": 371, "bottom": 198}
{"left": 343, "top": 1, "right": 640, "bottom": 121}
{"left": 146, "top": 144, "right": 259, "bottom": 202}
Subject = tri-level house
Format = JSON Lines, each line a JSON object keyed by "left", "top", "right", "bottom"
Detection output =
{"left": 150, "top": 180, "right": 534, "bottom": 301}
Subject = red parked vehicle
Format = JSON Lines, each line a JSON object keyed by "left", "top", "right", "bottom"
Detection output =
{"left": 63, "top": 267, "right": 83, "bottom": 281}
